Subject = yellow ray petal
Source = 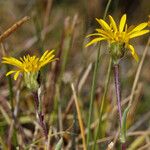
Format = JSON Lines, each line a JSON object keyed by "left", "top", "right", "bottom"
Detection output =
{"left": 39, "top": 57, "right": 58, "bottom": 69}
{"left": 14, "top": 71, "right": 21, "bottom": 80}
{"left": 29, "top": 56, "right": 36, "bottom": 62}
{"left": 40, "top": 50, "right": 49, "bottom": 61}
{"left": 119, "top": 14, "right": 126, "bottom": 32}
{"left": 42, "top": 50, "right": 55, "bottom": 61}
{"left": 129, "top": 30, "right": 149, "bottom": 39}
{"left": 87, "top": 32, "right": 109, "bottom": 40}
{"left": 39, "top": 55, "right": 55, "bottom": 68}
{"left": 2, "top": 57, "right": 23, "bottom": 68}
{"left": 40, "top": 50, "right": 55, "bottom": 61}
{"left": 128, "top": 23, "right": 148, "bottom": 35}
{"left": 96, "top": 29, "right": 113, "bottom": 39}
{"left": 127, "top": 44, "right": 139, "bottom": 61}
{"left": 6, "top": 70, "right": 16, "bottom": 76}
{"left": 86, "top": 33, "right": 103, "bottom": 38}
{"left": 96, "top": 18, "right": 111, "bottom": 31}
{"left": 85, "top": 38, "right": 105, "bottom": 47}
{"left": 109, "top": 15, "right": 118, "bottom": 32}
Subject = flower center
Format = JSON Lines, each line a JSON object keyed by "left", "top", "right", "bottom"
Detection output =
{"left": 23, "top": 62, "right": 39, "bottom": 72}
{"left": 113, "top": 31, "right": 129, "bottom": 44}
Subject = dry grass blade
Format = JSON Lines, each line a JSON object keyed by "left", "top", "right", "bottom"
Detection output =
{"left": 128, "top": 131, "right": 150, "bottom": 136}
{"left": 63, "top": 63, "right": 92, "bottom": 120}
{"left": 0, "top": 105, "right": 11, "bottom": 125}
{"left": 127, "top": 83, "right": 143, "bottom": 127}
{"left": 137, "top": 143, "right": 150, "bottom": 150}
{"left": 43, "top": 0, "right": 53, "bottom": 29}
{"left": 71, "top": 83, "right": 87, "bottom": 150}
{"left": 129, "top": 37, "right": 150, "bottom": 106}
{"left": 127, "top": 135, "right": 146, "bottom": 150}
{"left": 106, "top": 142, "right": 114, "bottom": 150}
{"left": 0, "top": 16, "right": 30, "bottom": 43}
{"left": 43, "top": 0, "right": 53, "bottom": 40}
{"left": 46, "top": 127, "right": 52, "bottom": 150}
{"left": 78, "top": 135, "right": 114, "bottom": 148}
{"left": 128, "top": 111, "right": 150, "bottom": 132}
{"left": 78, "top": 63, "right": 92, "bottom": 92}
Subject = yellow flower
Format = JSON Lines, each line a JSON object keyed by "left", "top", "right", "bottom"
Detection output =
{"left": 86, "top": 14, "right": 149, "bottom": 62}
{"left": 2, "top": 50, "right": 57, "bottom": 80}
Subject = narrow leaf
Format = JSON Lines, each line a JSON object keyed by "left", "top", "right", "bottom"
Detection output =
{"left": 55, "top": 138, "right": 63, "bottom": 150}
{"left": 120, "top": 106, "right": 130, "bottom": 143}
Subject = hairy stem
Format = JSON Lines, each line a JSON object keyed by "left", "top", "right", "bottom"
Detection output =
{"left": 32, "top": 91, "right": 48, "bottom": 140}
{"left": 114, "top": 64, "right": 126, "bottom": 150}
{"left": 113, "top": 64, "right": 122, "bottom": 127}
{"left": 122, "top": 143, "right": 126, "bottom": 150}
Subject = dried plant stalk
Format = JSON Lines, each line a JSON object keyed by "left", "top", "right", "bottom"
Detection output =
{"left": 0, "top": 16, "right": 30, "bottom": 43}
{"left": 71, "top": 83, "right": 86, "bottom": 150}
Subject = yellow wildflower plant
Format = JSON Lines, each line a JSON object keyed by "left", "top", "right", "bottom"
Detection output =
{"left": 86, "top": 14, "right": 149, "bottom": 63}
{"left": 2, "top": 50, "right": 57, "bottom": 90}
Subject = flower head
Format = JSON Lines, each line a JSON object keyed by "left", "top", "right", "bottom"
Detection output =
{"left": 2, "top": 50, "right": 58, "bottom": 91}
{"left": 86, "top": 14, "right": 149, "bottom": 63}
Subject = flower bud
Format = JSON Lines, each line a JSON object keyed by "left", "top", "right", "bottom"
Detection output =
{"left": 24, "top": 72, "right": 40, "bottom": 91}
{"left": 109, "top": 42, "right": 125, "bottom": 64}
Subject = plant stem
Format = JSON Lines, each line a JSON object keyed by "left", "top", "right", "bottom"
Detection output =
{"left": 1, "top": 42, "right": 14, "bottom": 117}
{"left": 103, "top": 0, "right": 112, "bottom": 20}
{"left": 71, "top": 84, "right": 87, "bottom": 150}
{"left": 92, "top": 58, "right": 112, "bottom": 150}
{"left": 122, "top": 143, "right": 126, "bottom": 150}
{"left": 6, "top": 65, "right": 14, "bottom": 116}
{"left": 86, "top": 45, "right": 101, "bottom": 150}
{"left": 113, "top": 64, "right": 122, "bottom": 127}
{"left": 114, "top": 64, "right": 126, "bottom": 150}
{"left": 32, "top": 91, "right": 48, "bottom": 140}
{"left": 87, "top": 0, "right": 111, "bottom": 149}
{"left": 71, "top": 107, "right": 77, "bottom": 150}
{"left": 1, "top": 43, "right": 19, "bottom": 147}
{"left": 86, "top": 0, "right": 112, "bottom": 148}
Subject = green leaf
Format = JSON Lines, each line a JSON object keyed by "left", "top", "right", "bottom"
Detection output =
{"left": 120, "top": 106, "right": 130, "bottom": 143}
{"left": 55, "top": 138, "right": 63, "bottom": 150}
